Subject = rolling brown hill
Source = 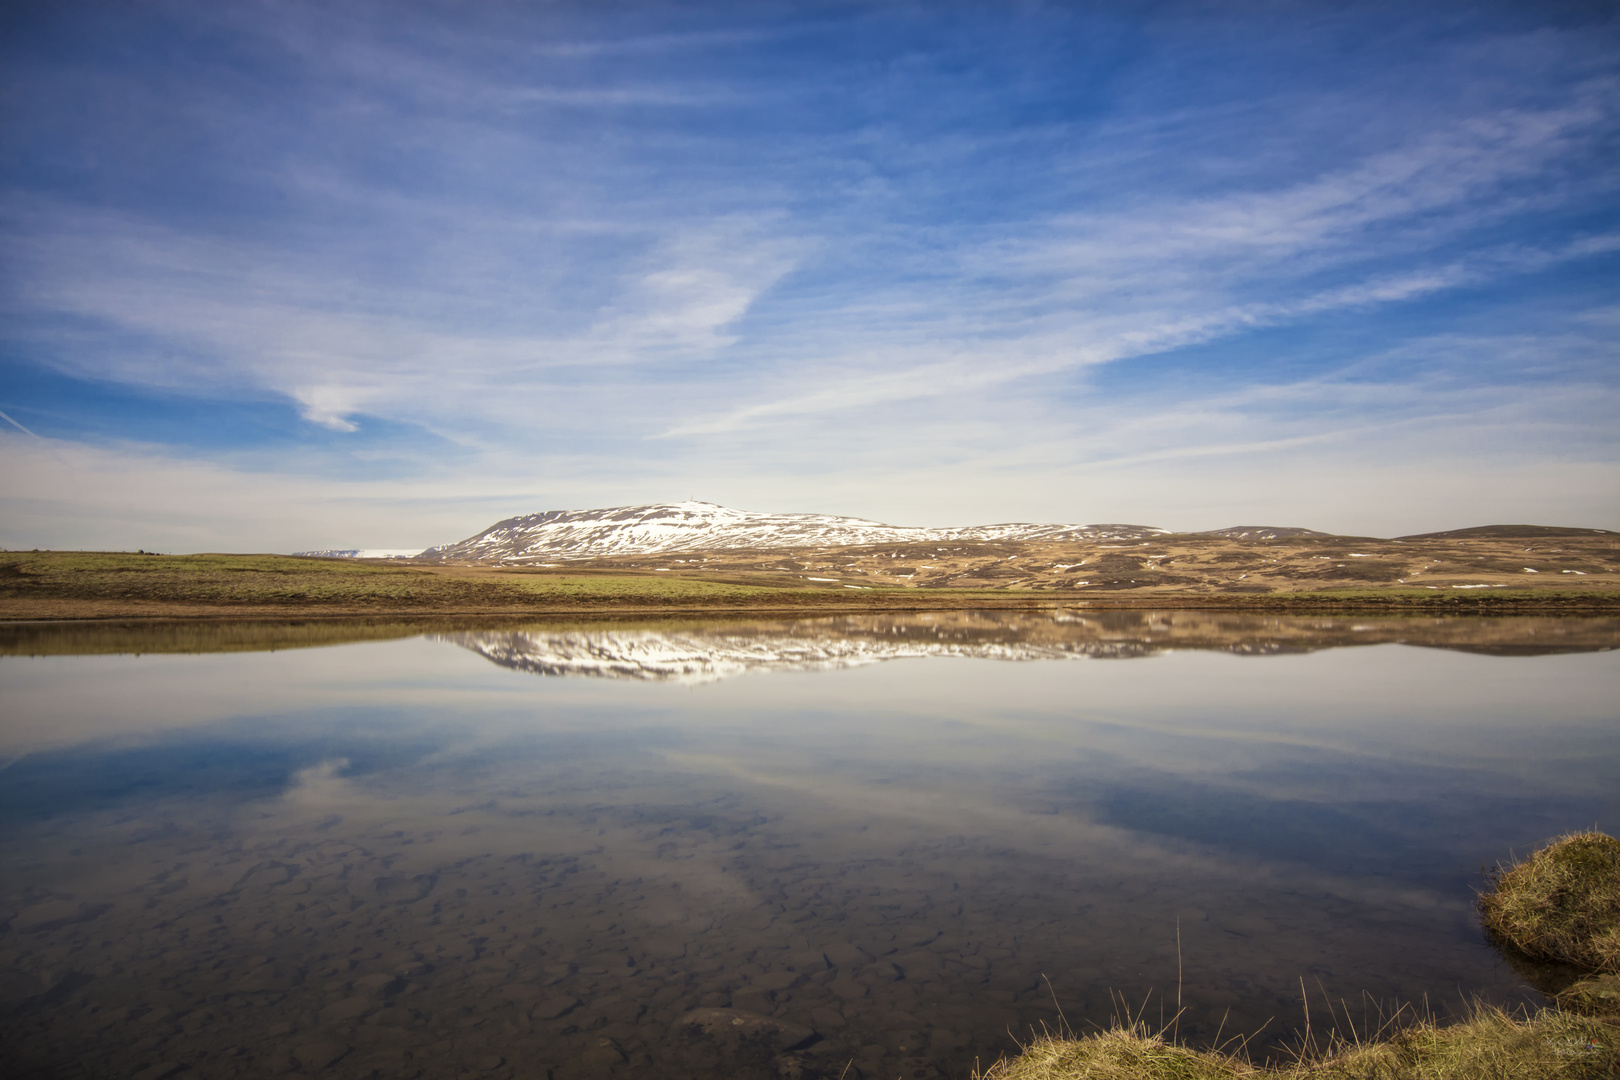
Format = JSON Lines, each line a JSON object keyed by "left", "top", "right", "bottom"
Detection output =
{"left": 528, "top": 527, "right": 1620, "bottom": 596}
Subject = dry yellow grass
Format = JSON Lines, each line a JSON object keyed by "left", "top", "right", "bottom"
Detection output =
{"left": 976, "top": 1026, "right": 1253, "bottom": 1080}
{"left": 977, "top": 1007, "right": 1617, "bottom": 1080}
{"left": 1558, "top": 975, "right": 1620, "bottom": 1016}
{"left": 1479, "top": 831, "right": 1620, "bottom": 974}
{"left": 1312, "top": 1006, "right": 1616, "bottom": 1079}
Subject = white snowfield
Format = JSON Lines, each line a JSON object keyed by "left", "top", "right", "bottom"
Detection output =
{"left": 291, "top": 549, "right": 424, "bottom": 560}
{"left": 441, "top": 626, "right": 1173, "bottom": 684}
{"left": 419, "top": 501, "right": 1168, "bottom": 563}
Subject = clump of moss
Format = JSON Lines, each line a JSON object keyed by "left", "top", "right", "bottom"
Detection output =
{"left": 1479, "top": 831, "right": 1620, "bottom": 974}
{"left": 977, "top": 1008, "right": 1617, "bottom": 1080}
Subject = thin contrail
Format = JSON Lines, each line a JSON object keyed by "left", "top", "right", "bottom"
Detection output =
{"left": 0, "top": 409, "right": 41, "bottom": 438}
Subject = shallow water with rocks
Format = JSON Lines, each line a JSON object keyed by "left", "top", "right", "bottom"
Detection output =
{"left": 2, "top": 611, "right": 1616, "bottom": 1080}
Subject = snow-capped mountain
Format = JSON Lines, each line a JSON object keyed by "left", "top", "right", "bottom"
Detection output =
{"left": 418, "top": 501, "right": 1165, "bottom": 563}
{"left": 292, "top": 548, "right": 424, "bottom": 560}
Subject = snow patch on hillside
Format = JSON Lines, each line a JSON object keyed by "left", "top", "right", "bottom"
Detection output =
{"left": 420, "top": 501, "right": 1166, "bottom": 563}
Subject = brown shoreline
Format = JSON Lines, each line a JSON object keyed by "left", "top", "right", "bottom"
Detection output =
{"left": 7, "top": 608, "right": 1618, "bottom": 661}
{"left": 6, "top": 590, "right": 1620, "bottom": 625}
{"left": 4, "top": 548, "right": 1618, "bottom": 625}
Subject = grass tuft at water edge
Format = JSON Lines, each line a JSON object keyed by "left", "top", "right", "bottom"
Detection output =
{"left": 976, "top": 1005, "right": 1617, "bottom": 1080}
{"left": 1479, "top": 831, "right": 1620, "bottom": 974}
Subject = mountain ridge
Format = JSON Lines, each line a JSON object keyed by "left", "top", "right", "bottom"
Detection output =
{"left": 416, "top": 501, "right": 1169, "bottom": 564}
{"left": 299, "top": 502, "right": 1617, "bottom": 565}
{"left": 1392, "top": 525, "right": 1618, "bottom": 541}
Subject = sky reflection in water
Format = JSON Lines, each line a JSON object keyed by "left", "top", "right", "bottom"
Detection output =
{"left": 1, "top": 612, "right": 1616, "bottom": 1080}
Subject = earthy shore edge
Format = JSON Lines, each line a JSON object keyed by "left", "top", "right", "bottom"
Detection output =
{"left": 3, "top": 551, "right": 1619, "bottom": 623}
{"left": 7, "top": 610, "right": 1619, "bottom": 659}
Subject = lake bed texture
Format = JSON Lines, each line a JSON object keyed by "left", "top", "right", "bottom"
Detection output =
{"left": 2, "top": 610, "right": 1616, "bottom": 1079}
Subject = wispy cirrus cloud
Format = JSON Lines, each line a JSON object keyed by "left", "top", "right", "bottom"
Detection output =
{"left": 661, "top": 230, "right": 1618, "bottom": 437}
{"left": 3, "top": 198, "right": 801, "bottom": 433}
{"left": 1, "top": 0, "right": 1616, "bottom": 542}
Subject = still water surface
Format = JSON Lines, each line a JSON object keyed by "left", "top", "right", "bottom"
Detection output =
{"left": 1, "top": 611, "right": 1617, "bottom": 1080}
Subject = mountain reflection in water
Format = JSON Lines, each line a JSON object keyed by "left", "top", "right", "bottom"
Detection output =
{"left": 442, "top": 610, "right": 1620, "bottom": 682}
{"left": 0, "top": 612, "right": 1615, "bottom": 1080}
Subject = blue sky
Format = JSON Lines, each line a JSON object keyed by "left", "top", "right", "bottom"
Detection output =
{"left": 2, "top": 0, "right": 1616, "bottom": 551}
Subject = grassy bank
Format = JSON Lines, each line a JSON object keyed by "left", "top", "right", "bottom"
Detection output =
{"left": 0, "top": 551, "right": 798, "bottom": 605}
{"left": 4, "top": 551, "right": 1618, "bottom": 621}
{"left": 1480, "top": 832, "right": 1620, "bottom": 975}
{"left": 979, "top": 1007, "right": 1616, "bottom": 1080}
{"left": 0, "top": 551, "right": 858, "bottom": 620}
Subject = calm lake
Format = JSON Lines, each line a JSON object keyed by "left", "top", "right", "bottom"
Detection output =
{"left": 2, "top": 611, "right": 1617, "bottom": 1080}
